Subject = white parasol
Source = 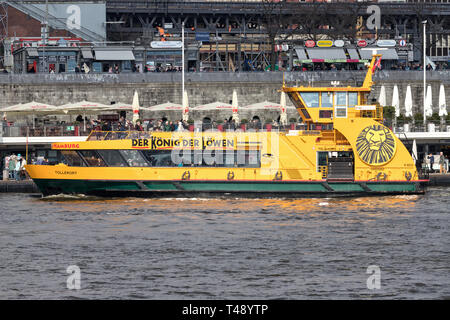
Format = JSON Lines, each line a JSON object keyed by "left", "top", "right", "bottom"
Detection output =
{"left": 404, "top": 85, "right": 413, "bottom": 117}
{"left": 232, "top": 90, "right": 239, "bottom": 124}
{"left": 280, "top": 91, "right": 288, "bottom": 126}
{"left": 132, "top": 90, "right": 140, "bottom": 124}
{"left": 412, "top": 139, "right": 418, "bottom": 164}
{"left": 378, "top": 85, "right": 386, "bottom": 107}
{"left": 438, "top": 84, "right": 447, "bottom": 117}
{"left": 392, "top": 85, "right": 400, "bottom": 117}
{"left": 425, "top": 85, "right": 433, "bottom": 118}
{"left": 182, "top": 90, "right": 189, "bottom": 122}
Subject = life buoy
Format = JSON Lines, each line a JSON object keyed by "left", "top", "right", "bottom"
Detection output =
{"left": 405, "top": 171, "right": 412, "bottom": 181}
{"left": 376, "top": 172, "right": 387, "bottom": 181}
{"left": 227, "top": 171, "right": 235, "bottom": 180}
{"left": 182, "top": 171, "right": 190, "bottom": 180}
{"left": 274, "top": 171, "right": 283, "bottom": 181}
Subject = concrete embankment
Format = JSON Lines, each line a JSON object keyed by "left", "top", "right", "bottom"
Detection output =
{"left": 1, "top": 71, "right": 449, "bottom": 118}
{"left": 0, "top": 180, "right": 40, "bottom": 193}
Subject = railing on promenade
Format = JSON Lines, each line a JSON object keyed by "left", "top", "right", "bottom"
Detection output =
{"left": 392, "top": 120, "right": 450, "bottom": 133}
{"left": 1, "top": 125, "right": 91, "bottom": 138}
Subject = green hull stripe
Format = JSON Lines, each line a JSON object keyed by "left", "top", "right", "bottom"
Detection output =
{"left": 33, "top": 179, "right": 418, "bottom": 195}
{"left": 368, "top": 183, "right": 416, "bottom": 192}
{"left": 180, "top": 182, "right": 326, "bottom": 192}
{"left": 328, "top": 183, "right": 365, "bottom": 192}
{"left": 143, "top": 182, "right": 178, "bottom": 190}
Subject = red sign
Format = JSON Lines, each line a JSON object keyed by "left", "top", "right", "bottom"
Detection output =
{"left": 305, "top": 40, "right": 315, "bottom": 48}
{"left": 357, "top": 40, "right": 367, "bottom": 47}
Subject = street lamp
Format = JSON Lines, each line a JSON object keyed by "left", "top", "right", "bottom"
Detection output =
{"left": 422, "top": 20, "right": 427, "bottom": 128}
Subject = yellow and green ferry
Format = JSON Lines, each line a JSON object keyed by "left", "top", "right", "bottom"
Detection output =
{"left": 25, "top": 55, "right": 427, "bottom": 197}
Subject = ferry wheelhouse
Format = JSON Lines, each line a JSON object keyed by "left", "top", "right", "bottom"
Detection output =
{"left": 25, "top": 55, "right": 427, "bottom": 197}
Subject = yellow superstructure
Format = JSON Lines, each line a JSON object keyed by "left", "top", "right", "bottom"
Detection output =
{"left": 25, "top": 55, "right": 427, "bottom": 197}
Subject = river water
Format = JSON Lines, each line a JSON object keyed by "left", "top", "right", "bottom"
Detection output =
{"left": 0, "top": 188, "right": 449, "bottom": 300}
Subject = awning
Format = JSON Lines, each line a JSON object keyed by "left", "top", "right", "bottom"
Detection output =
{"left": 81, "top": 48, "right": 94, "bottom": 59}
{"left": 94, "top": 50, "right": 135, "bottom": 61}
{"left": 359, "top": 48, "right": 398, "bottom": 60}
{"left": 294, "top": 47, "right": 308, "bottom": 60}
{"left": 306, "top": 48, "right": 347, "bottom": 61}
{"left": 26, "top": 48, "right": 39, "bottom": 57}
{"left": 347, "top": 48, "right": 360, "bottom": 60}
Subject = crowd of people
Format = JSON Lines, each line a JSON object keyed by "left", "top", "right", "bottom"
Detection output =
{"left": 87, "top": 116, "right": 293, "bottom": 134}
{"left": 3, "top": 154, "right": 27, "bottom": 181}
{"left": 425, "top": 152, "right": 448, "bottom": 174}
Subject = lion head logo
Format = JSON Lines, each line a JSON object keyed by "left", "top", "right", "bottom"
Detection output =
{"left": 356, "top": 125, "right": 396, "bottom": 165}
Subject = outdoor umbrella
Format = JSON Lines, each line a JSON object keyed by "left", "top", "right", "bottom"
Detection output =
{"left": 438, "top": 84, "right": 447, "bottom": 117}
{"left": 232, "top": 90, "right": 239, "bottom": 124}
{"left": 425, "top": 85, "right": 433, "bottom": 118}
{"left": 58, "top": 101, "right": 112, "bottom": 131}
{"left": 404, "top": 85, "right": 413, "bottom": 117}
{"left": 378, "top": 85, "right": 386, "bottom": 107}
{"left": 1, "top": 101, "right": 58, "bottom": 129}
{"left": 182, "top": 90, "right": 189, "bottom": 122}
{"left": 132, "top": 90, "right": 140, "bottom": 124}
{"left": 412, "top": 139, "right": 418, "bottom": 164}
{"left": 392, "top": 85, "right": 400, "bottom": 117}
{"left": 147, "top": 102, "right": 183, "bottom": 111}
{"left": 280, "top": 91, "right": 288, "bottom": 126}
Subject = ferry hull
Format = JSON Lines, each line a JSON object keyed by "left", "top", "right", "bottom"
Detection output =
{"left": 33, "top": 179, "right": 426, "bottom": 198}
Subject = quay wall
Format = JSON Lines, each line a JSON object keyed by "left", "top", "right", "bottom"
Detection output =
{"left": 0, "top": 71, "right": 449, "bottom": 121}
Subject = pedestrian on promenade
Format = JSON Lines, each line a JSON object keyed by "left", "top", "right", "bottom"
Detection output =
{"left": 439, "top": 152, "right": 447, "bottom": 174}
{"left": 427, "top": 153, "right": 434, "bottom": 172}
{"left": 8, "top": 154, "right": 16, "bottom": 180}
{"left": 14, "top": 154, "right": 22, "bottom": 181}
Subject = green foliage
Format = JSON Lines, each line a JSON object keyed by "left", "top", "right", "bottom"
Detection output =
{"left": 429, "top": 112, "right": 441, "bottom": 121}
{"left": 289, "top": 118, "right": 297, "bottom": 123}
{"left": 241, "top": 119, "right": 248, "bottom": 124}
{"left": 187, "top": 119, "right": 194, "bottom": 124}
{"left": 383, "top": 106, "right": 395, "bottom": 120}
{"left": 413, "top": 113, "right": 423, "bottom": 122}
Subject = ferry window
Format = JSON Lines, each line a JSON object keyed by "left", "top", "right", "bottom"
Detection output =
{"left": 119, "top": 150, "right": 149, "bottom": 167}
{"left": 236, "top": 150, "right": 261, "bottom": 168}
{"left": 300, "top": 93, "right": 319, "bottom": 107}
{"left": 97, "top": 150, "right": 128, "bottom": 167}
{"left": 321, "top": 92, "right": 333, "bottom": 108}
{"left": 348, "top": 92, "right": 358, "bottom": 107}
{"left": 61, "top": 151, "right": 86, "bottom": 167}
{"left": 141, "top": 150, "right": 176, "bottom": 167}
{"left": 79, "top": 150, "right": 107, "bottom": 167}
{"left": 319, "top": 110, "right": 333, "bottom": 118}
{"left": 335, "top": 92, "right": 347, "bottom": 106}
